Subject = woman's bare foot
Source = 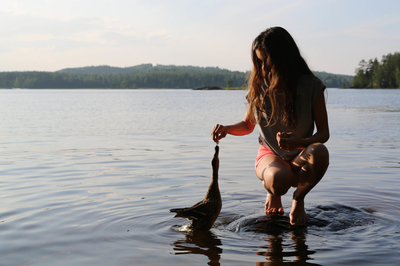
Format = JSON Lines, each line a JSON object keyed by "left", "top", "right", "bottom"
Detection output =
{"left": 265, "top": 194, "right": 284, "bottom": 214}
{"left": 289, "top": 199, "right": 307, "bottom": 225}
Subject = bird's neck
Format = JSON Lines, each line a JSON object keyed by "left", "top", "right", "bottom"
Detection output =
{"left": 205, "top": 173, "right": 219, "bottom": 198}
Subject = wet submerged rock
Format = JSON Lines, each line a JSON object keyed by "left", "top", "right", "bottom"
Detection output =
{"left": 307, "top": 203, "right": 375, "bottom": 231}
{"left": 224, "top": 203, "right": 376, "bottom": 234}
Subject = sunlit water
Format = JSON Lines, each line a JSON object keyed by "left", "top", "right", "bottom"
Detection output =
{"left": 0, "top": 88, "right": 399, "bottom": 265}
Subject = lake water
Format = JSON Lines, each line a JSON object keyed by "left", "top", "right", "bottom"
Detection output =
{"left": 0, "top": 88, "right": 399, "bottom": 265}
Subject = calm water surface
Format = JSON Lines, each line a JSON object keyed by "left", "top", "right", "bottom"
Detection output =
{"left": 0, "top": 88, "right": 399, "bottom": 265}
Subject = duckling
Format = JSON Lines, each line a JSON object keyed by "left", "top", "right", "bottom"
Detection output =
{"left": 170, "top": 145, "right": 222, "bottom": 231}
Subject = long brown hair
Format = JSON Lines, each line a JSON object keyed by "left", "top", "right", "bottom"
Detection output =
{"left": 247, "top": 27, "right": 313, "bottom": 127}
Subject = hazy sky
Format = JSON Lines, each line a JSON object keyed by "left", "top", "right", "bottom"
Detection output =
{"left": 1, "top": 0, "right": 400, "bottom": 75}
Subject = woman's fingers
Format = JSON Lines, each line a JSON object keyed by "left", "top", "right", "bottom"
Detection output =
{"left": 211, "top": 124, "right": 220, "bottom": 139}
{"left": 211, "top": 124, "right": 220, "bottom": 142}
{"left": 277, "top": 132, "right": 292, "bottom": 151}
{"left": 211, "top": 124, "right": 226, "bottom": 143}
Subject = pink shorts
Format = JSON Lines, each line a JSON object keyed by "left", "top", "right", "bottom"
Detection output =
{"left": 255, "top": 145, "right": 275, "bottom": 169}
{"left": 255, "top": 145, "right": 299, "bottom": 188}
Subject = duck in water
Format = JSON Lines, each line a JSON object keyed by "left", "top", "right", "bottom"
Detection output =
{"left": 170, "top": 145, "right": 222, "bottom": 231}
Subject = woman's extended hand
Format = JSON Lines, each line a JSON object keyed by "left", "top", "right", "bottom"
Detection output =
{"left": 276, "top": 132, "right": 305, "bottom": 151}
{"left": 211, "top": 124, "right": 228, "bottom": 144}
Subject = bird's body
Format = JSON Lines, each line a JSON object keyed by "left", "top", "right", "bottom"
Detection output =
{"left": 170, "top": 145, "right": 222, "bottom": 231}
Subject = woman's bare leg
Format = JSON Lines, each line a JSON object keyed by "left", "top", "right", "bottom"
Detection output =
{"left": 264, "top": 194, "right": 284, "bottom": 214}
{"left": 256, "top": 155, "right": 294, "bottom": 214}
{"left": 289, "top": 143, "right": 329, "bottom": 225}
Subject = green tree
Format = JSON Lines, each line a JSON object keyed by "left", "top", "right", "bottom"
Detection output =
{"left": 14, "top": 77, "right": 21, "bottom": 88}
{"left": 353, "top": 52, "right": 400, "bottom": 88}
{"left": 394, "top": 67, "right": 400, "bottom": 88}
{"left": 119, "top": 80, "right": 130, "bottom": 88}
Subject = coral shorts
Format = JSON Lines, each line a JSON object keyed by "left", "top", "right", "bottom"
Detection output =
{"left": 255, "top": 145, "right": 275, "bottom": 169}
{"left": 255, "top": 144, "right": 299, "bottom": 188}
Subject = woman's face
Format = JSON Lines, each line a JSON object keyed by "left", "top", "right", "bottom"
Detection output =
{"left": 255, "top": 49, "right": 273, "bottom": 82}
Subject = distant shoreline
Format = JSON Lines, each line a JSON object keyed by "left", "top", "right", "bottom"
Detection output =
{"left": 1, "top": 87, "right": 247, "bottom": 90}
{"left": 0, "top": 64, "right": 353, "bottom": 89}
{"left": 3, "top": 87, "right": 400, "bottom": 90}
{"left": 193, "top": 86, "right": 245, "bottom": 90}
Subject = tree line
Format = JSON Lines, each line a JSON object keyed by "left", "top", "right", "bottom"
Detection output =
{"left": 0, "top": 64, "right": 353, "bottom": 89}
{"left": 352, "top": 52, "right": 400, "bottom": 88}
{"left": 0, "top": 66, "right": 246, "bottom": 89}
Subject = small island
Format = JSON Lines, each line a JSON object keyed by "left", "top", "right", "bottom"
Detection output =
{"left": 193, "top": 86, "right": 223, "bottom": 90}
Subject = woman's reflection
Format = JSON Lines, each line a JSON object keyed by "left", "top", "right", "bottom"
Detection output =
{"left": 249, "top": 215, "right": 320, "bottom": 265}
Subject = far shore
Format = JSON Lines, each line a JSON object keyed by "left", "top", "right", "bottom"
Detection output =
{"left": 2, "top": 87, "right": 247, "bottom": 90}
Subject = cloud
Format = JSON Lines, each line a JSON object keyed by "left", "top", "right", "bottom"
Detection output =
{"left": 0, "top": 10, "right": 144, "bottom": 53}
{"left": 16, "top": 34, "right": 54, "bottom": 42}
{"left": 344, "top": 16, "right": 400, "bottom": 41}
{"left": 146, "top": 29, "right": 171, "bottom": 41}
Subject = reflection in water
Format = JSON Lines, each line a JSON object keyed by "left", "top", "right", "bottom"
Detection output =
{"left": 254, "top": 229, "right": 320, "bottom": 265}
{"left": 171, "top": 229, "right": 223, "bottom": 266}
{"left": 225, "top": 204, "right": 377, "bottom": 265}
{"left": 169, "top": 204, "right": 380, "bottom": 265}
{"left": 247, "top": 215, "right": 319, "bottom": 265}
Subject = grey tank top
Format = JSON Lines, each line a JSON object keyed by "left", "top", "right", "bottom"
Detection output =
{"left": 250, "top": 74, "right": 326, "bottom": 160}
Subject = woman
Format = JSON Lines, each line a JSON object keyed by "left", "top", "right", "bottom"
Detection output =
{"left": 211, "top": 27, "right": 329, "bottom": 226}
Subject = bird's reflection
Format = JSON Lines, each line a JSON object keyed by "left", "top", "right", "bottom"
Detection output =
{"left": 171, "top": 229, "right": 222, "bottom": 266}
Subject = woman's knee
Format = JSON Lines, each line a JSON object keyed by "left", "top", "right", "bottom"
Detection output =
{"left": 305, "top": 143, "right": 329, "bottom": 166}
{"left": 262, "top": 168, "right": 291, "bottom": 196}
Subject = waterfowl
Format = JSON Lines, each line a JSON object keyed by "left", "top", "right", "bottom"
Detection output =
{"left": 170, "top": 145, "right": 222, "bottom": 231}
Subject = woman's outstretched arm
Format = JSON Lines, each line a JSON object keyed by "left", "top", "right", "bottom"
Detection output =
{"left": 212, "top": 106, "right": 256, "bottom": 143}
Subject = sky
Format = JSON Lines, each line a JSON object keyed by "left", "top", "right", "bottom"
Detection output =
{"left": 1, "top": 0, "right": 400, "bottom": 76}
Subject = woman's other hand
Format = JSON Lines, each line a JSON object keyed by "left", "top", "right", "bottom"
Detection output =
{"left": 276, "top": 132, "right": 305, "bottom": 151}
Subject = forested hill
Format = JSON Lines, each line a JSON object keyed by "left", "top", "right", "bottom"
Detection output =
{"left": 57, "top": 64, "right": 227, "bottom": 75}
{"left": 0, "top": 64, "right": 353, "bottom": 89}
{"left": 313, "top": 71, "right": 353, "bottom": 89}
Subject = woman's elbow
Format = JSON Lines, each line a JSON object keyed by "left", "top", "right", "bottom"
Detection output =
{"left": 323, "top": 130, "right": 330, "bottom": 143}
{"left": 245, "top": 121, "right": 256, "bottom": 134}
